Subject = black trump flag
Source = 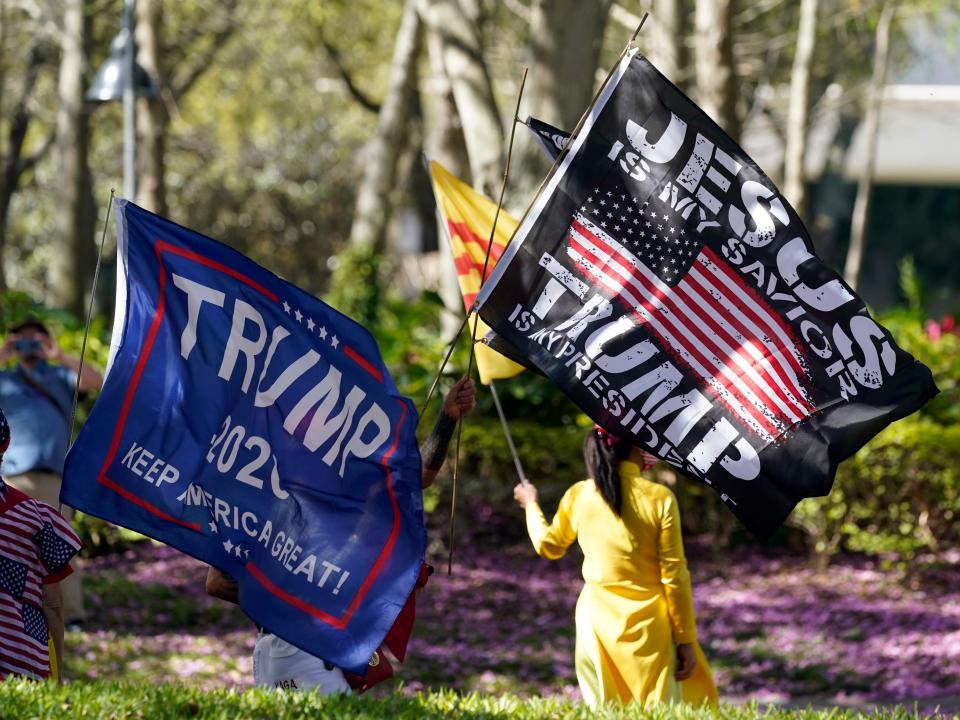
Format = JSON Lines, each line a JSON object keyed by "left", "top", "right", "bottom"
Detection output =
{"left": 477, "top": 50, "right": 937, "bottom": 537}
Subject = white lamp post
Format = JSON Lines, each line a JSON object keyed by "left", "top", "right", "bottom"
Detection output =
{"left": 86, "top": 0, "right": 159, "bottom": 200}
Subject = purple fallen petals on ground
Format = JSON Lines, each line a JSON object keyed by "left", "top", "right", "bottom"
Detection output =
{"left": 68, "top": 540, "right": 960, "bottom": 708}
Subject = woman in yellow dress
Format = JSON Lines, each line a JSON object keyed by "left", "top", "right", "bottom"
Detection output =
{"left": 513, "top": 426, "right": 718, "bottom": 708}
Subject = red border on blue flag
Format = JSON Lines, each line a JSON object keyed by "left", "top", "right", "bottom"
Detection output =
{"left": 94, "top": 238, "right": 408, "bottom": 628}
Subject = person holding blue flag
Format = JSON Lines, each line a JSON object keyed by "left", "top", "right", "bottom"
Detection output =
{"left": 206, "top": 375, "right": 476, "bottom": 693}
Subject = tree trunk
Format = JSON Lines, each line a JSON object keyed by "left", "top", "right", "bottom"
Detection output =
{"left": 418, "top": 0, "right": 502, "bottom": 198}
{"left": 51, "top": 0, "right": 95, "bottom": 316}
{"left": 783, "top": 0, "right": 819, "bottom": 221}
{"left": 843, "top": 1, "right": 896, "bottom": 292}
{"left": 694, "top": 0, "right": 740, "bottom": 140}
{"left": 346, "top": 0, "right": 423, "bottom": 253}
{"left": 512, "top": 0, "right": 613, "bottom": 207}
{"left": 0, "top": 32, "right": 48, "bottom": 293}
{"left": 135, "top": 0, "right": 167, "bottom": 215}
{"left": 423, "top": 14, "right": 476, "bottom": 336}
{"left": 650, "top": 0, "right": 688, "bottom": 87}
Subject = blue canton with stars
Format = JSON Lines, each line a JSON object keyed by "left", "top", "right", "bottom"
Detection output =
{"left": 20, "top": 603, "right": 47, "bottom": 644}
{"left": 0, "top": 555, "right": 27, "bottom": 599}
{"left": 580, "top": 186, "right": 701, "bottom": 286}
{"left": 34, "top": 522, "right": 76, "bottom": 573}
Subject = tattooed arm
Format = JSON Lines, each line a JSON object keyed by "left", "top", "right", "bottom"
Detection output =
{"left": 420, "top": 376, "right": 476, "bottom": 488}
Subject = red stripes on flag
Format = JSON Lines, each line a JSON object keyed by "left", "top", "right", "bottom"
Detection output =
{"left": 565, "top": 214, "right": 812, "bottom": 441}
{"left": 0, "top": 493, "right": 81, "bottom": 680}
{"left": 448, "top": 220, "right": 506, "bottom": 309}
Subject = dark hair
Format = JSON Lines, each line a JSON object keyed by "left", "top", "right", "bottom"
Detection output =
{"left": 10, "top": 316, "right": 49, "bottom": 337}
{"left": 583, "top": 430, "right": 632, "bottom": 516}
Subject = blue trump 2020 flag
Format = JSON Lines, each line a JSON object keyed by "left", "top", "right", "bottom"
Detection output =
{"left": 63, "top": 200, "right": 425, "bottom": 673}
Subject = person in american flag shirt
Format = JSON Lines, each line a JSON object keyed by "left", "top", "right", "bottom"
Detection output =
{"left": 0, "top": 406, "right": 81, "bottom": 681}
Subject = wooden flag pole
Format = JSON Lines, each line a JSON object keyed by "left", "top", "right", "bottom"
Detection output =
{"left": 68, "top": 188, "right": 115, "bottom": 449}
{"left": 416, "top": 150, "right": 473, "bottom": 425}
{"left": 447, "top": 67, "right": 528, "bottom": 576}
{"left": 421, "top": 154, "right": 530, "bottom": 543}
{"left": 421, "top": 162, "right": 530, "bottom": 490}
{"left": 496, "top": 12, "right": 650, "bottom": 272}
{"left": 417, "top": 310, "right": 470, "bottom": 424}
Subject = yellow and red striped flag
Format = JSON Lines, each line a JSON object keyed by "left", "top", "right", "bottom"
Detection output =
{"left": 429, "top": 161, "right": 524, "bottom": 385}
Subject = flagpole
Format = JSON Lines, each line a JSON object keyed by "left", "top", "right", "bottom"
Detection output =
{"left": 417, "top": 310, "right": 470, "bottom": 423}
{"left": 420, "top": 153, "right": 530, "bottom": 490}
{"left": 446, "top": 67, "right": 528, "bottom": 576}
{"left": 488, "top": 380, "right": 527, "bottom": 485}
{"left": 64, "top": 188, "right": 115, "bottom": 512}
{"left": 487, "top": 12, "right": 650, "bottom": 277}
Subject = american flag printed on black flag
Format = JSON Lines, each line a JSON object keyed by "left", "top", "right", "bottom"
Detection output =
{"left": 35, "top": 522, "right": 77, "bottom": 572}
{"left": 568, "top": 200, "right": 815, "bottom": 441}
{"left": 477, "top": 49, "right": 938, "bottom": 537}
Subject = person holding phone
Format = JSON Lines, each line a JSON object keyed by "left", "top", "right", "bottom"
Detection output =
{"left": 0, "top": 317, "right": 103, "bottom": 629}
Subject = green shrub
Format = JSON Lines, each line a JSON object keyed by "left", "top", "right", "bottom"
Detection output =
{"left": 789, "top": 310, "right": 959, "bottom": 564}
{"left": 793, "top": 415, "right": 960, "bottom": 563}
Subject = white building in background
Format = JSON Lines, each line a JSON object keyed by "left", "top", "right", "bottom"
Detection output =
{"left": 740, "top": 9, "right": 960, "bottom": 310}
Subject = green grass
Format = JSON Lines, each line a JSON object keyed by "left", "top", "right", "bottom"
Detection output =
{"left": 0, "top": 681, "right": 947, "bottom": 720}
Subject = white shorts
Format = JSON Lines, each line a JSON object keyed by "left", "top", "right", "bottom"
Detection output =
{"left": 252, "top": 632, "right": 350, "bottom": 694}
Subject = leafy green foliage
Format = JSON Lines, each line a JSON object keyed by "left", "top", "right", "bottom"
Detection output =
{"left": 791, "top": 310, "right": 959, "bottom": 562}
{"left": 326, "top": 244, "right": 387, "bottom": 331}
{"left": 0, "top": 680, "right": 938, "bottom": 720}
{"left": 793, "top": 413, "right": 960, "bottom": 562}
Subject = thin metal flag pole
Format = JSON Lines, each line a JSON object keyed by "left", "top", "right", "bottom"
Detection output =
{"left": 63, "top": 189, "right": 115, "bottom": 512}
{"left": 488, "top": 380, "right": 527, "bottom": 485}
{"left": 448, "top": 67, "right": 528, "bottom": 576}
{"left": 67, "top": 188, "right": 115, "bottom": 449}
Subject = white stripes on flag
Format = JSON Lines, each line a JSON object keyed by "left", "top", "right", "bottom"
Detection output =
{"left": 565, "top": 214, "right": 813, "bottom": 441}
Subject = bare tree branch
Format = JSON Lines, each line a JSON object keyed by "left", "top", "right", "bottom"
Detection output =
{"left": 2, "top": 43, "right": 45, "bottom": 194}
{"left": 16, "top": 129, "right": 55, "bottom": 175}
{"left": 317, "top": 31, "right": 381, "bottom": 114}
{"left": 170, "top": 0, "right": 241, "bottom": 101}
{"left": 501, "top": 0, "right": 531, "bottom": 23}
